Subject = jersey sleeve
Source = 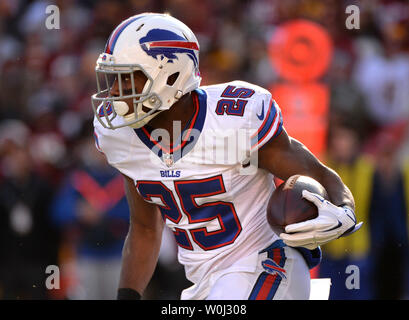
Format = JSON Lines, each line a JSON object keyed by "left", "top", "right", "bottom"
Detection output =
{"left": 92, "top": 116, "right": 134, "bottom": 167}
{"left": 93, "top": 129, "right": 104, "bottom": 154}
{"left": 249, "top": 93, "right": 284, "bottom": 153}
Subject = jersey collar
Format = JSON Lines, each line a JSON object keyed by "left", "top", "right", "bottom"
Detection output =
{"left": 134, "top": 88, "right": 207, "bottom": 164}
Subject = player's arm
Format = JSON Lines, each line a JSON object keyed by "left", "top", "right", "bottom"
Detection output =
{"left": 258, "top": 128, "right": 361, "bottom": 249}
{"left": 258, "top": 128, "right": 354, "bottom": 208}
{"left": 118, "top": 173, "right": 164, "bottom": 299}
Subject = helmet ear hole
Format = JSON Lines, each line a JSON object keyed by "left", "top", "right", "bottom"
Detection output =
{"left": 166, "top": 72, "right": 180, "bottom": 86}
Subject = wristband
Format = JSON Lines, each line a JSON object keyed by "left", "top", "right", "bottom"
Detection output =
{"left": 117, "top": 288, "right": 141, "bottom": 300}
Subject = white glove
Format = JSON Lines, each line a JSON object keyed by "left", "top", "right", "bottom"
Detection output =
{"left": 279, "top": 190, "right": 363, "bottom": 250}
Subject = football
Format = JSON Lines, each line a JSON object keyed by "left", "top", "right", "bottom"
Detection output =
{"left": 266, "top": 175, "right": 329, "bottom": 235}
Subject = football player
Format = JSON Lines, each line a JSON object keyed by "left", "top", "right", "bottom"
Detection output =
{"left": 92, "top": 13, "right": 361, "bottom": 300}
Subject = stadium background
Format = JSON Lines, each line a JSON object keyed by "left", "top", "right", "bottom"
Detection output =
{"left": 0, "top": 0, "right": 408, "bottom": 300}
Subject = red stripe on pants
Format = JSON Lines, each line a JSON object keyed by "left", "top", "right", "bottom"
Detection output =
{"left": 256, "top": 274, "right": 277, "bottom": 300}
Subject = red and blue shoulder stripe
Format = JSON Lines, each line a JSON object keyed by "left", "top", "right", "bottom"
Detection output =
{"left": 251, "top": 98, "right": 283, "bottom": 150}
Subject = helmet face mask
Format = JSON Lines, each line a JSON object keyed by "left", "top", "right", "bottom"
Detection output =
{"left": 91, "top": 58, "right": 161, "bottom": 129}
{"left": 91, "top": 13, "right": 201, "bottom": 130}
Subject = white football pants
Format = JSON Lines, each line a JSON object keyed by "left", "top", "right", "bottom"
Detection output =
{"left": 181, "top": 242, "right": 310, "bottom": 300}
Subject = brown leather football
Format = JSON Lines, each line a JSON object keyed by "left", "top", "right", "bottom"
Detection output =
{"left": 267, "top": 175, "right": 329, "bottom": 235}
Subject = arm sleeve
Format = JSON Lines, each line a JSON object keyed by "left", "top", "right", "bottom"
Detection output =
{"left": 93, "top": 130, "right": 103, "bottom": 153}
{"left": 250, "top": 95, "right": 284, "bottom": 153}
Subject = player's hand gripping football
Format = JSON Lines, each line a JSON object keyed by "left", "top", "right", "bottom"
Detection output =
{"left": 279, "top": 190, "right": 363, "bottom": 250}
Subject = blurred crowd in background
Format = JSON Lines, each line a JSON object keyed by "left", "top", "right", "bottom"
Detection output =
{"left": 0, "top": 0, "right": 408, "bottom": 300}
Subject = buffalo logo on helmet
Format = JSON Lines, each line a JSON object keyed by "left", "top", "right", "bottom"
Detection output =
{"left": 139, "top": 29, "right": 199, "bottom": 68}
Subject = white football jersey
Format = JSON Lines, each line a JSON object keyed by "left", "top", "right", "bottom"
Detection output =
{"left": 93, "top": 80, "right": 284, "bottom": 285}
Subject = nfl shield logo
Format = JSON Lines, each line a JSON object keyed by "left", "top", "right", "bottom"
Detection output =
{"left": 163, "top": 153, "right": 174, "bottom": 167}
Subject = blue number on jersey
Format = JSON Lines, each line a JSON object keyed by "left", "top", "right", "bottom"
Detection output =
{"left": 215, "top": 85, "right": 255, "bottom": 116}
{"left": 136, "top": 175, "right": 242, "bottom": 251}
{"left": 136, "top": 180, "right": 193, "bottom": 249}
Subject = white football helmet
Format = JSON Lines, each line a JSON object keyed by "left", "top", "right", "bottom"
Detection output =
{"left": 91, "top": 13, "right": 201, "bottom": 129}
